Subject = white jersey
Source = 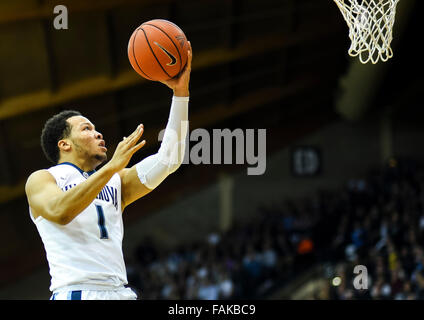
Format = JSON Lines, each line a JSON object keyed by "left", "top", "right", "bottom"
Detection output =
{"left": 29, "top": 162, "right": 128, "bottom": 293}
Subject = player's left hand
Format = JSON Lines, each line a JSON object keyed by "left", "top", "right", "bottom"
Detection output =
{"left": 160, "top": 41, "right": 192, "bottom": 97}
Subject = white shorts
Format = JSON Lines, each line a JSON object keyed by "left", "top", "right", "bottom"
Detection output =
{"left": 50, "top": 286, "right": 138, "bottom": 300}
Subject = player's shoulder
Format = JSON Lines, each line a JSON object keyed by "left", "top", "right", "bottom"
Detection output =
{"left": 26, "top": 163, "right": 74, "bottom": 187}
{"left": 26, "top": 169, "right": 55, "bottom": 185}
{"left": 25, "top": 170, "right": 55, "bottom": 198}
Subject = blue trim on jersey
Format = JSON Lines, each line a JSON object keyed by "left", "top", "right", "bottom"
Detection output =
{"left": 70, "top": 290, "right": 82, "bottom": 300}
{"left": 57, "top": 162, "right": 96, "bottom": 177}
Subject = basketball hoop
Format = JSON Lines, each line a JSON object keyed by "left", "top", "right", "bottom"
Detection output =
{"left": 333, "top": 0, "right": 400, "bottom": 64}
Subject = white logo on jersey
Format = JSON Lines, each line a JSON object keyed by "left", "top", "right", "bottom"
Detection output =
{"left": 62, "top": 183, "right": 118, "bottom": 210}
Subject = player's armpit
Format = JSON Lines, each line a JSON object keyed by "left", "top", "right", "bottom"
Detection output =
{"left": 119, "top": 167, "right": 153, "bottom": 210}
{"left": 25, "top": 170, "right": 65, "bottom": 223}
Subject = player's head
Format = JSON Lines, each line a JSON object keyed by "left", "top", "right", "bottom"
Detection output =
{"left": 41, "top": 110, "right": 107, "bottom": 166}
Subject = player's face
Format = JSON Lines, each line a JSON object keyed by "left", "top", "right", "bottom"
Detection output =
{"left": 66, "top": 116, "right": 108, "bottom": 163}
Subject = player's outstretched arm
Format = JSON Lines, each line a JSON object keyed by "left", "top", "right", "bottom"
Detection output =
{"left": 119, "top": 43, "right": 192, "bottom": 210}
{"left": 26, "top": 125, "right": 145, "bottom": 224}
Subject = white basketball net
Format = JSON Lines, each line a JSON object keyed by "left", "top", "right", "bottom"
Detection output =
{"left": 333, "top": 0, "right": 400, "bottom": 64}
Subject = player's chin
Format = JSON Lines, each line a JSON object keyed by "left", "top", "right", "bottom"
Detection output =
{"left": 95, "top": 153, "right": 108, "bottom": 163}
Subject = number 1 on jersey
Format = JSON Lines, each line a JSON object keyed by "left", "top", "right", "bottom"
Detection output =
{"left": 95, "top": 205, "right": 109, "bottom": 239}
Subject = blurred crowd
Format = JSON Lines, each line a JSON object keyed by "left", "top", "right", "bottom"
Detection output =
{"left": 126, "top": 208, "right": 302, "bottom": 299}
{"left": 126, "top": 192, "right": 319, "bottom": 299}
{"left": 325, "top": 158, "right": 424, "bottom": 300}
{"left": 126, "top": 158, "right": 424, "bottom": 300}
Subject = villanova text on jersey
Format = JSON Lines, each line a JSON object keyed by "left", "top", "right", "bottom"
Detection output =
{"left": 62, "top": 184, "right": 118, "bottom": 210}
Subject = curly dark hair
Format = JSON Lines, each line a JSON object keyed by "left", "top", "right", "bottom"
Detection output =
{"left": 40, "top": 110, "right": 82, "bottom": 164}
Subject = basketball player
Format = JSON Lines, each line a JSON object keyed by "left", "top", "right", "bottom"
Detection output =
{"left": 25, "top": 44, "right": 192, "bottom": 300}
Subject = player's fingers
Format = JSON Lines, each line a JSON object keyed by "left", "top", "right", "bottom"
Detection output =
{"left": 124, "top": 124, "right": 143, "bottom": 144}
{"left": 126, "top": 130, "right": 144, "bottom": 155}
{"left": 131, "top": 125, "right": 144, "bottom": 145}
{"left": 131, "top": 140, "right": 146, "bottom": 154}
{"left": 186, "top": 41, "right": 192, "bottom": 69}
{"left": 127, "top": 124, "right": 143, "bottom": 140}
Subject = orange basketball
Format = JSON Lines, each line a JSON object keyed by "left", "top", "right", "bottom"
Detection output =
{"left": 128, "top": 19, "right": 189, "bottom": 82}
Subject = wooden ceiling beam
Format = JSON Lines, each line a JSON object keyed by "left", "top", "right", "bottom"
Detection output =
{"left": 0, "top": 26, "right": 340, "bottom": 120}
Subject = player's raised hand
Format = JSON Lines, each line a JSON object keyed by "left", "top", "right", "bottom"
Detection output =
{"left": 160, "top": 41, "right": 192, "bottom": 97}
{"left": 107, "top": 124, "right": 146, "bottom": 172}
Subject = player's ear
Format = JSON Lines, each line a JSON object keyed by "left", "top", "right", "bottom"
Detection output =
{"left": 58, "top": 139, "right": 71, "bottom": 152}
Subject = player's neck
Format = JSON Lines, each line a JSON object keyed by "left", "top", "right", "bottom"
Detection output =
{"left": 58, "top": 155, "right": 99, "bottom": 173}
